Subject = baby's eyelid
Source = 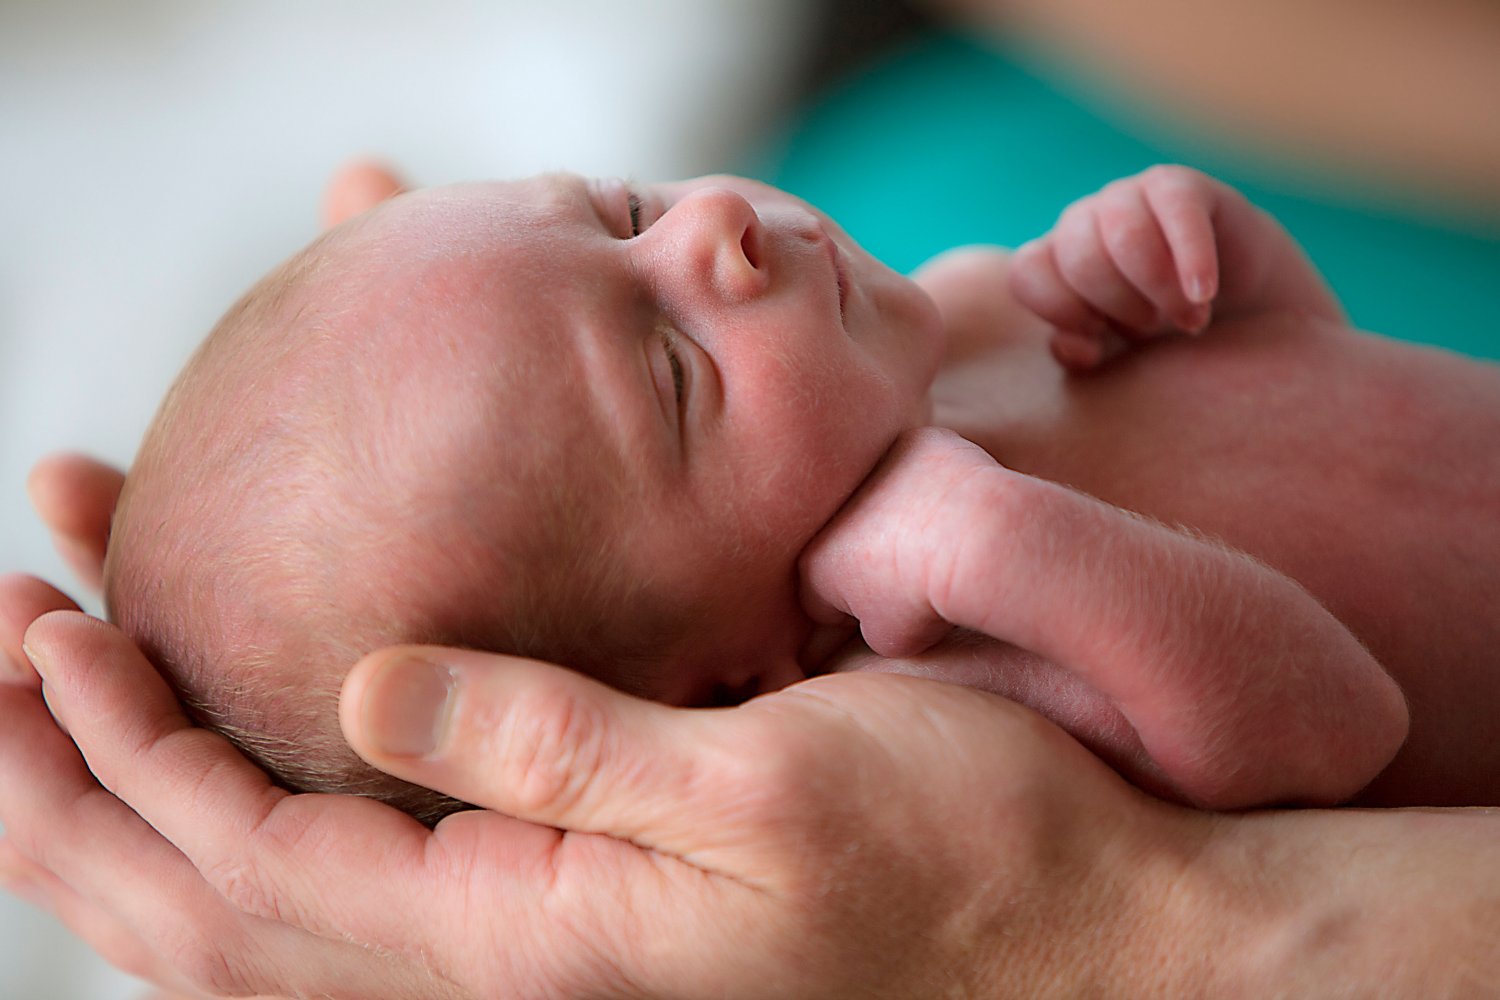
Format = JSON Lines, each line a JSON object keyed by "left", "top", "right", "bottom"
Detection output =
{"left": 662, "top": 333, "right": 684, "bottom": 404}
{"left": 623, "top": 184, "right": 665, "bottom": 239}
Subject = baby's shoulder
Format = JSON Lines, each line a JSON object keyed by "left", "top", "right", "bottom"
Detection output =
{"left": 913, "top": 246, "right": 1051, "bottom": 363}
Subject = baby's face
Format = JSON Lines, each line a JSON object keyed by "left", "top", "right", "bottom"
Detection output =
{"left": 330, "top": 173, "right": 944, "bottom": 702}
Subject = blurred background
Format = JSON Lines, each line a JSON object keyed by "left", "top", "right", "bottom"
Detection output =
{"left": 3, "top": 1, "right": 1497, "bottom": 996}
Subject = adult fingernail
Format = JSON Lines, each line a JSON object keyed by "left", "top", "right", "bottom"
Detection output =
{"left": 363, "top": 656, "right": 457, "bottom": 758}
{"left": 19, "top": 640, "right": 48, "bottom": 676}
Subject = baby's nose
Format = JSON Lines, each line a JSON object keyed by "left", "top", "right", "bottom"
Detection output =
{"left": 655, "top": 187, "right": 768, "bottom": 303}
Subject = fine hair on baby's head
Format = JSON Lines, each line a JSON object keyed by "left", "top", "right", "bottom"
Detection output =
{"left": 105, "top": 176, "right": 943, "bottom": 821}
{"left": 106, "top": 211, "right": 670, "bottom": 823}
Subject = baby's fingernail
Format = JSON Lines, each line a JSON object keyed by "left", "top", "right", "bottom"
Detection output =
{"left": 363, "top": 656, "right": 457, "bottom": 758}
{"left": 1187, "top": 274, "right": 1216, "bottom": 305}
{"left": 1184, "top": 303, "right": 1212, "bottom": 334}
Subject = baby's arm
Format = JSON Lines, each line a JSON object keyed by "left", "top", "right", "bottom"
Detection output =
{"left": 1011, "top": 165, "right": 1345, "bottom": 370}
{"left": 801, "top": 428, "right": 1408, "bottom": 809}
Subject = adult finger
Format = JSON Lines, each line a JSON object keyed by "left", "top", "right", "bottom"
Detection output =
{"left": 321, "top": 159, "right": 406, "bottom": 229}
{"left": 0, "top": 678, "right": 270, "bottom": 996}
{"left": 26, "top": 454, "right": 124, "bottom": 594}
{"left": 0, "top": 574, "right": 80, "bottom": 685}
{"left": 0, "top": 839, "right": 203, "bottom": 993}
{"left": 23, "top": 612, "right": 740, "bottom": 997}
{"left": 341, "top": 646, "right": 777, "bottom": 873}
{"left": 14, "top": 613, "right": 464, "bottom": 998}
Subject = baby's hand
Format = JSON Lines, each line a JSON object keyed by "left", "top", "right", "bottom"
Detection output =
{"left": 1010, "top": 165, "right": 1222, "bottom": 371}
{"left": 799, "top": 427, "right": 1007, "bottom": 658}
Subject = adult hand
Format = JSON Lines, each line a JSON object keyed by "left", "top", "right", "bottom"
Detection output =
{"left": 0, "top": 576, "right": 300, "bottom": 1000}
{"left": 24, "top": 455, "right": 123, "bottom": 596}
{"left": 6, "top": 463, "right": 1498, "bottom": 998}
{"left": 320, "top": 159, "right": 406, "bottom": 229}
{"left": 0, "top": 576, "right": 1223, "bottom": 998}
{"left": 1, "top": 159, "right": 414, "bottom": 1000}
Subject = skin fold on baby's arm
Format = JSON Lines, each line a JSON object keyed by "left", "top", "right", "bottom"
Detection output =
{"left": 799, "top": 167, "right": 1408, "bottom": 810}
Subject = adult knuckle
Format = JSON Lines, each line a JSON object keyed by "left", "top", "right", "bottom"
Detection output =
{"left": 498, "top": 686, "right": 610, "bottom": 816}
{"left": 202, "top": 854, "right": 281, "bottom": 923}
{"left": 165, "top": 925, "right": 257, "bottom": 997}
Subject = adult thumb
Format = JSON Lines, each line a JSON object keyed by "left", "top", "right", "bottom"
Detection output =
{"left": 340, "top": 646, "right": 752, "bottom": 859}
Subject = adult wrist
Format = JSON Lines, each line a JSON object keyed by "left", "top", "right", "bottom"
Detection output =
{"left": 943, "top": 789, "right": 1240, "bottom": 996}
{"left": 1154, "top": 806, "right": 1500, "bottom": 997}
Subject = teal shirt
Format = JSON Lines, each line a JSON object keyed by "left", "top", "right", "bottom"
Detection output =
{"left": 754, "top": 32, "right": 1500, "bottom": 360}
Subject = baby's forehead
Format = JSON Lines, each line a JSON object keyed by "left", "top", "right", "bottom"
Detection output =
{"left": 250, "top": 172, "right": 622, "bottom": 449}
{"left": 372, "top": 174, "right": 588, "bottom": 241}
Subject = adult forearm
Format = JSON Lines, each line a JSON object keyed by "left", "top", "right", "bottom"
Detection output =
{"left": 1181, "top": 806, "right": 1500, "bottom": 996}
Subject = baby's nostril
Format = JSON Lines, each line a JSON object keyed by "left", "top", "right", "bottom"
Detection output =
{"left": 740, "top": 226, "right": 762, "bottom": 270}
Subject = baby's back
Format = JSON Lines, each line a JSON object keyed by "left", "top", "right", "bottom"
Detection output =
{"left": 934, "top": 317, "right": 1500, "bottom": 804}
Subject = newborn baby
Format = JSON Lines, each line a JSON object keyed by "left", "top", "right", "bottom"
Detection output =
{"left": 105, "top": 167, "right": 1500, "bottom": 821}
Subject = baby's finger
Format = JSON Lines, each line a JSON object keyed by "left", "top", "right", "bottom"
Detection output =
{"left": 1140, "top": 167, "right": 1219, "bottom": 307}
{"left": 1052, "top": 202, "right": 1160, "bottom": 335}
{"left": 0, "top": 574, "right": 80, "bottom": 686}
{"left": 1010, "top": 238, "right": 1104, "bottom": 334}
{"left": 1094, "top": 182, "right": 1207, "bottom": 333}
{"left": 1010, "top": 239, "right": 1107, "bottom": 368}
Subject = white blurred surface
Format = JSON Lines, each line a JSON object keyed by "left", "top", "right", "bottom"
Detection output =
{"left": 0, "top": 2, "right": 811, "bottom": 996}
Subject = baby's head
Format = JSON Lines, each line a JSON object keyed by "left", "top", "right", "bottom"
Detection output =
{"left": 105, "top": 174, "right": 944, "bottom": 820}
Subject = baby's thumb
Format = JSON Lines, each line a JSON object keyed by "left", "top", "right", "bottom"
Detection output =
{"left": 340, "top": 647, "right": 735, "bottom": 852}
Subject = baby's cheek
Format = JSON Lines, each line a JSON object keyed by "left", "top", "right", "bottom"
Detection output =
{"left": 678, "top": 560, "right": 813, "bottom": 707}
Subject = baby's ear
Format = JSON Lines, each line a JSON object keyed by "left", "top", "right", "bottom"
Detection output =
{"left": 26, "top": 454, "right": 124, "bottom": 595}
{"left": 321, "top": 160, "right": 407, "bottom": 229}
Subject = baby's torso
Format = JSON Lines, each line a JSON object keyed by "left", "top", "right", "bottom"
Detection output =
{"left": 926, "top": 314, "right": 1500, "bottom": 804}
